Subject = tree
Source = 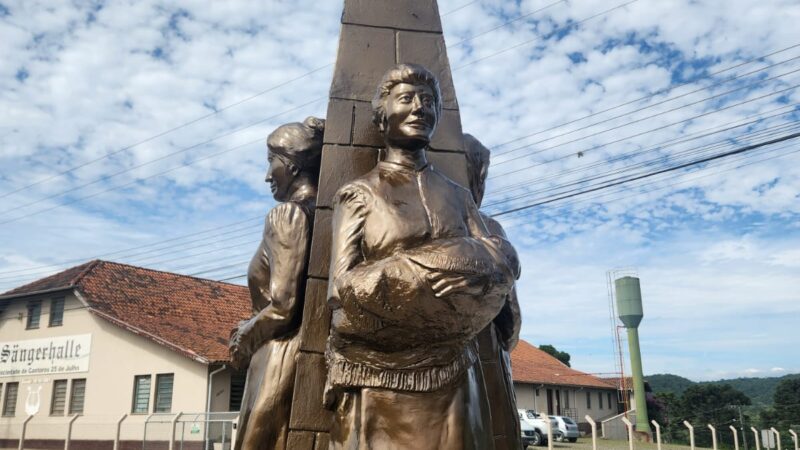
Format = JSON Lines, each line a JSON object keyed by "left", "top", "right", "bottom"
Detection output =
{"left": 538, "top": 344, "right": 571, "bottom": 367}
{"left": 672, "top": 384, "right": 751, "bottom": 448}
{"left": 760, "top": 377, "right": 800, "bottom": 448}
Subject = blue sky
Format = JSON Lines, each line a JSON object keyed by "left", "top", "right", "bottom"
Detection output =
{"left": 0, "top": 0, "right": 798, "bottom": 382}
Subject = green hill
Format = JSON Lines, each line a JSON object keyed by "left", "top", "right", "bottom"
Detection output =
{"left": 645, "top": 373, "right": 800, "bottom": 407}
{"left": 646, "top": 373, "right": 695, "bottom": 396}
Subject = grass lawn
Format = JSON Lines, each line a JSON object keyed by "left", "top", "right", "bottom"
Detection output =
{"left": 526, "top": 439, "right": 710, "bottom": 450}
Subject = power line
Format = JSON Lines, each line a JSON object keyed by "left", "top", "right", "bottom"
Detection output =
{"left": 489, "top": 130, "right": 800, "bottom": 218}
{"left": 0, "top": 97, "right": 325, "bottom": 225}
{"left": 488, "top": 82, "right": 800, "bottom": 181}
{"left": 487, "top": 43, "right": 800, "bottom": 153}
{"left": 0, "top": 65, "right": 332, "bottom": 200}
{"left": 453, "top": 0, "right": 640, "bottom": 71}
{"left": 483, "top": 119, "right": 800, "bottom": 209}
{"left": 484, "top": 104, "right": 799, "bottom": 199}
{"left": 491, "top": 55, "right": 800, "bottom": 165}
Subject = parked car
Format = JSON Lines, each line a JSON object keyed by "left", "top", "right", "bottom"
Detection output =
{"left": 517, "top": 409, "right": 557, "bottom": 446}
{"left": 519, "top": 413, "right": 542, "bottom": 447}
{"left": 549, "top": 415, "right": 580, "bottom": 442}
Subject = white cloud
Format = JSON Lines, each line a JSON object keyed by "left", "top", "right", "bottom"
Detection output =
{"left": 0, "top": 0, "right": 798, "bottom": 381}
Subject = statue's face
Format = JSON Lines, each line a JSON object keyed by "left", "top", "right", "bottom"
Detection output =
{"left": 383, "top": 82, "right": 437, "bottom": 148}
{"left": 265, "top": 150, "right": 296, "bottom": 202}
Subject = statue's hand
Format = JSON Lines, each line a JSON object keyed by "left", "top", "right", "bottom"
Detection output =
{"left": 426, "top": 271, "right": 487, "bottom": 298}
{"left": 229, "top": 319, "right": 255, "bottom": 370}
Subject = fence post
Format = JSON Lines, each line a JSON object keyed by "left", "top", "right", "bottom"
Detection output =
{"left": 651, "top": 420, "right": 662, "bottom": 450}
{"left": 751, "top": 426, "right": 761, "bottom": 450}
{"left": 788, "top": 429, "right": 797, "bottom": 450}
{"left": 142, "top": 413, "right": 154, "bottom": 450}
{"left": 684, "top": 421, "right": 696, "bottom": 450}
{"left": 585, "top": 415, "right": 597, "bottom": 450}
{"left": 771, "top": 427, "right": 782, "bottom": 450}
{"left": 709, "top": 424, "right": 718, "bottom": 450}
{"left": 730, "top": 425, "right": 740, "bottom": 450}
{"left": 114, "top": 414, "right": 128, "bottom": 450}
{"left": 65, "top": 414, "right": 80, "bottom": 450}
{"left": 18, "top": 415, "right": 34, "bottom": 450}
{"left": 621, "top": 416, "right": 634, "bottom": 450}
{"left": 539, "top": 413, "right": 553, "bottom": 450}
{"left": 169, "top": 413, "right": 183, "bottom": 450}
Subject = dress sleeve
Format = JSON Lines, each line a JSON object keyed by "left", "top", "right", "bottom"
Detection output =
{"left": 327, "top": 182, "right": 369, "bottom": 308}
{"left": 483, "top": 215, "right": 522, "bottom": 351}
{"left": 248, "top": 202, "right": 311, "bottom": 342}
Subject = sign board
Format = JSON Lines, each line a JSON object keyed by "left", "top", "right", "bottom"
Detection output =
{"left": 0, "top": 334, "right": 91, "bottom": 377}
{"left": 762, "top": 429, "right": 776, "bottom": 449}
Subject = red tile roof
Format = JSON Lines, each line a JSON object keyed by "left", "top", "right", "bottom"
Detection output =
{"left": 1, "top": 260, "right": 251, "bottom": 364}
{"left": 511, "top": 340, "right": 616, "bottom": 389}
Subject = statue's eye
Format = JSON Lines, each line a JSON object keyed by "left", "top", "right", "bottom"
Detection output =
{"left": 399, "top": 94, "right": 413, "bottom": 103}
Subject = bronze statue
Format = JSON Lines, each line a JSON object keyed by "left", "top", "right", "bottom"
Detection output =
{"left": 464, "top": 133, "right": 523, "bottom": 449}
{"left": 325, "top": 64, "right": 520, "bottom": 449}
{"left": 230, "top": 117, "right": 325, "bottom": 450}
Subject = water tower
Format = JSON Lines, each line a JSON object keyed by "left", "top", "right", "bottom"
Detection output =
{"left": 615, "top": 276, "right": 650, "bottom": 435}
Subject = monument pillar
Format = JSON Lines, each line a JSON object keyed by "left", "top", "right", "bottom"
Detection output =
{"left": 287, "top": 1, "right": 486, "bottom": 448}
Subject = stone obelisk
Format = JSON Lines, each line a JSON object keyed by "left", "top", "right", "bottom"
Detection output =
{"left": 287, "top": 1, "right": 496, "bottom": 448}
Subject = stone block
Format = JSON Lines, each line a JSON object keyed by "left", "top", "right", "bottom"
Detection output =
{"left": 397, "top": 31, "right": 457, "bottom": 109}
{"left": 286, "top": 431, "right": 315, "bottom": 450}
{"left": 290, "top": 352, "right": 333, "bottom": 432}
{"left": 430, "top": 108, "right": 464, "bottom": 151}
{"left": 331, "top": 25, "right": 396, "bottom": 102}
{"left": 323, "top": 99, "right": 354, "bottom": 145}
{"left": 299, "top": 278, "right": 331, "bottom": 354}
{"left": 307, "top": 208, "right": 332, "bottom": 279}
{"left": 427, "top": 149, "right": 469, "bottom": 189}
{"left": 317, "top": 145, "right": 379, "bottom": 208}
{"left": 314, "top": 433, "right": 330, "bottom": 450}
{"left": 343, "top": 0, "right": 442, "bottom": 33}
{"left": 352, "top": 101, "right": 383, "bottom": 147}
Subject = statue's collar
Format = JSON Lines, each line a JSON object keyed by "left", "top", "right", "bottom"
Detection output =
{"left": 380, "top": 148, "right": 428, "bottom": 172}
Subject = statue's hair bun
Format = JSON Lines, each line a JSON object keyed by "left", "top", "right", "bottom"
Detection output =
{"left": 303, "top": 116, "right": 325, "bottom": 136}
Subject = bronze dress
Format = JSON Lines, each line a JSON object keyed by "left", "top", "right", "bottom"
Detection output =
{"left": 234, "top": 188, "right": 315, "bottom": 450}
{"left": 326, "top": 155, "right": 518, "bottom": 450}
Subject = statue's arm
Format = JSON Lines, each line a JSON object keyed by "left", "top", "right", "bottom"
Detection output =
{"left": 482, "top": 215, "right": 522, "bottom": 351}
{"left": 327, "top": 183, "right": 368, "bottom": 308}
{"left": 231, "top": 203, "right": 310, "bottom": 366}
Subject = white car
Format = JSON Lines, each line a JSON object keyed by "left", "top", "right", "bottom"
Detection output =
{"left": 519, "top": 414, "right": 542, "bottom": 447}
{"left": 517, "top": 409, "right": 557, "bottom": 446}
{"left": 550, "top": 415, "right": 580, "bottom": 443}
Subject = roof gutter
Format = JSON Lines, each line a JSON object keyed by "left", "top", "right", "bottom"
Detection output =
{"left": 0, "top": 285, "right": 75, "bottom": 301}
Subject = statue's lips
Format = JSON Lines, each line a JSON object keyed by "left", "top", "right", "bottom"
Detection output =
{"left": 404, "top": 120, "right": 432, "bottom": 130}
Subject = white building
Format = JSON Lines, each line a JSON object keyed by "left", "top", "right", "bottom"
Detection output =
{"left": 0, "top": 260, "right": 250, "bottom": 448}
{"left": 510, "top": 340, "right": 621, "bottom": 432}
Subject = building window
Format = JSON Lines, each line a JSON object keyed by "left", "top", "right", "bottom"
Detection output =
{"left": 535, "top": 388, "right": 540, "bottom": 396}
{"left": 49, "top": 297, "right": 65, "bottom": 327}
{"left": 586, "top": 391, "right": 592, "bottom": 410}
{"left": 599, "top": 392, "right": 604, "bottom": 409}
{"left": 69, "top": 379, "right": 86, "bottom": 415}
{"left": 26, "top": 300, "right": 42, "bottom": 329}
{"left": 3, "top": 382, "right": 19, "bottom": 416}
{"left": 51, "top": 380, "right": 68, "bottom": 415}
{"left": 154, "top": 374, "right": 174, "bottom": 413}
{"left": 132, "top": 375, "right": 151, "bottom": 414}
{"left": 608, "top": 392, "right": 613, "bottom": 410}
{"left": 229, "top": 372, "right": 246, "bottom": 412}
{"left": 564, "top": 391, "right": 570, "bottom": 409}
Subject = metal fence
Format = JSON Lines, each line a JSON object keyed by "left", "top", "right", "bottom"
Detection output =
{"left": 0, "top": 412, "right": 238, "bottom": 450}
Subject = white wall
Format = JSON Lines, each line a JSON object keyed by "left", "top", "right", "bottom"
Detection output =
{"left": 0, "top": 291, "right": 213, "bottom": 439}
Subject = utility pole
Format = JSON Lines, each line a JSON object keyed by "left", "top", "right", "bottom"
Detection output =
{"left": 739, "top": 405, "right": 749, "bottom": 450}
